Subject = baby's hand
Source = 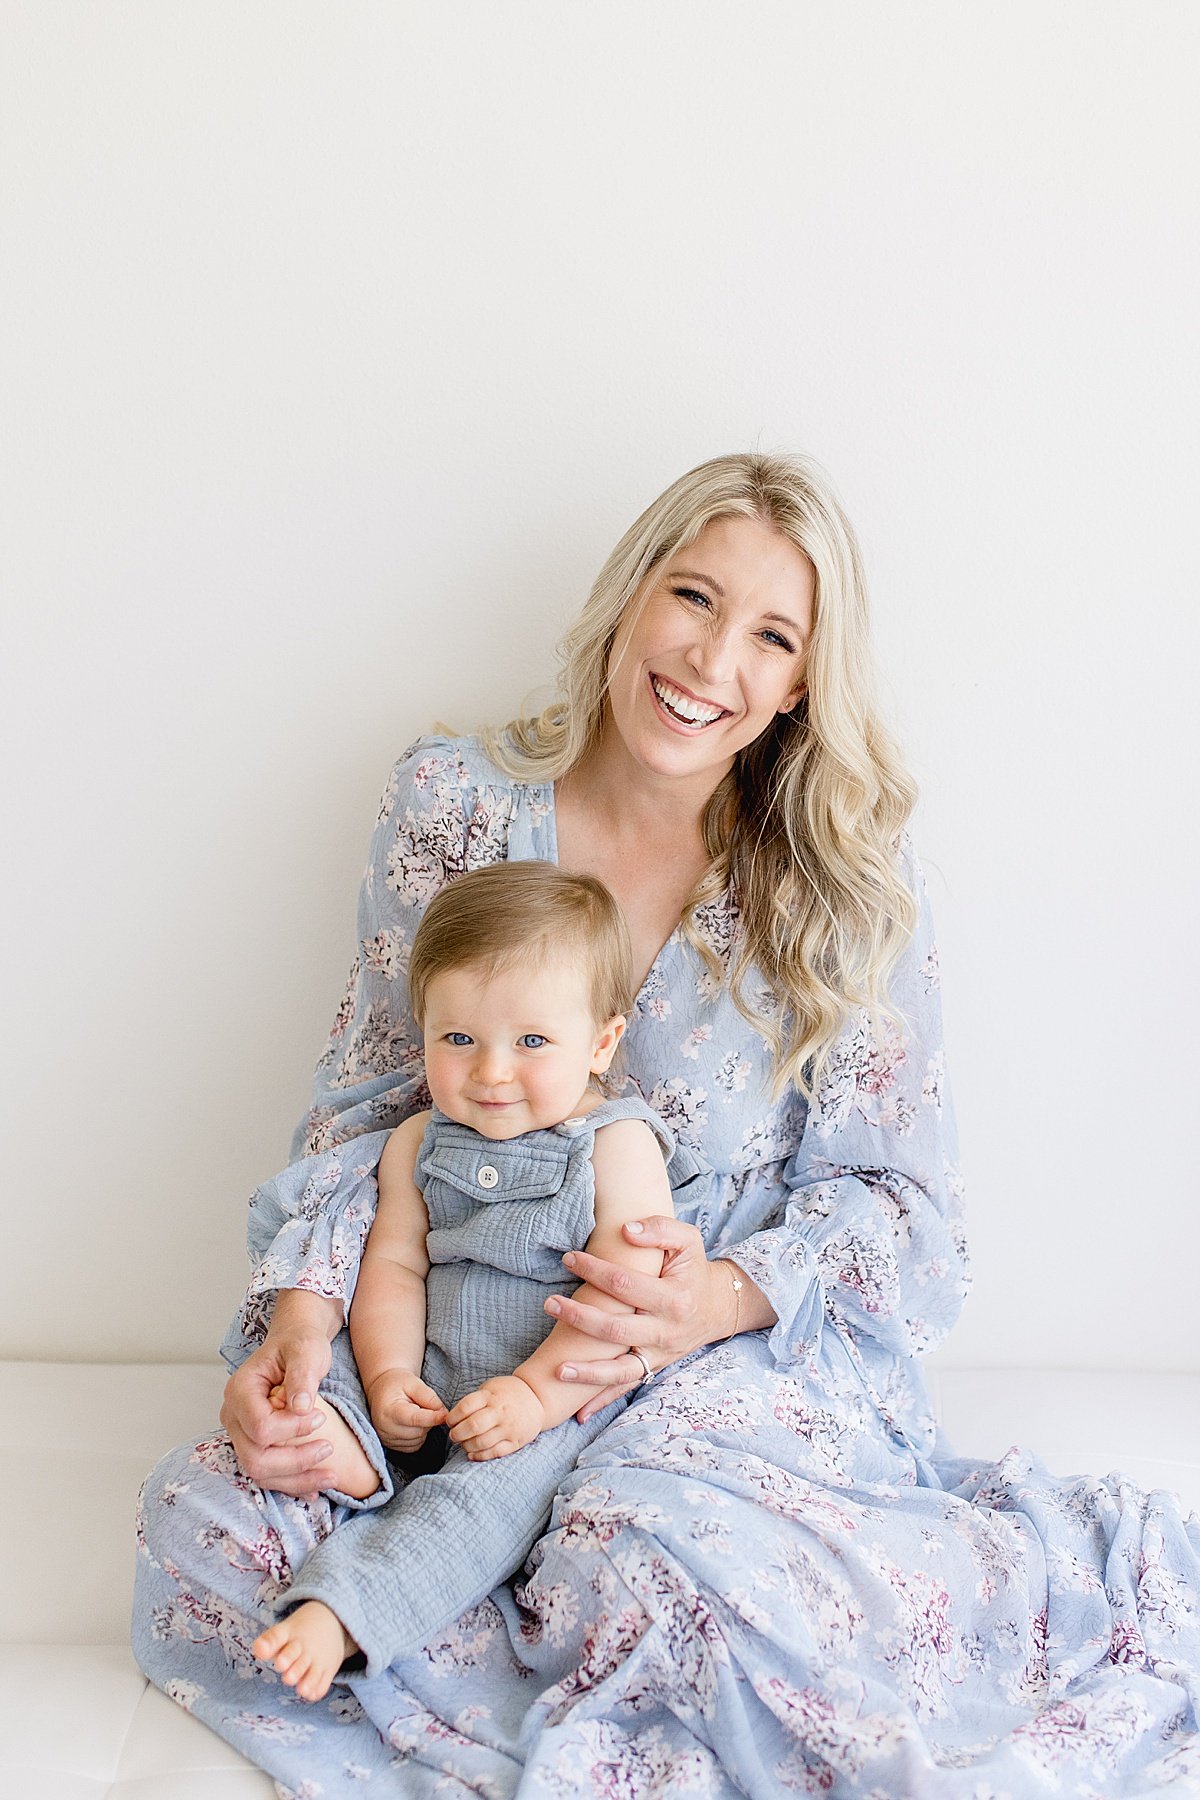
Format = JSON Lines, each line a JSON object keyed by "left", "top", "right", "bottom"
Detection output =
{"left": 365, "top": 1369, "right": 448, "bottom": 1453}
{"left": 447, "top": 1375, "right": 546, "bottom": 1461}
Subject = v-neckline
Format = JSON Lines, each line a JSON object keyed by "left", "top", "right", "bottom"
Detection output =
{"left": 545, "top": 777, "right": 681, "bottom": 1011}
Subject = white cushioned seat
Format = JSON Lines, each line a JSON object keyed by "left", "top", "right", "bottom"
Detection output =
{"left": 3, "top": 1360, "right": 1197, "bottom": 1798}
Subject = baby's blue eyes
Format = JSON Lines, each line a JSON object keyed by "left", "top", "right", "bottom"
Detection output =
{"left": 442, "top": 1032, "right": 547, "bottom": 1049}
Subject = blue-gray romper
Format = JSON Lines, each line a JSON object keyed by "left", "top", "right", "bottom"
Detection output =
{"left": 277, "top": 1093, "right": 680, "bottom": 1673}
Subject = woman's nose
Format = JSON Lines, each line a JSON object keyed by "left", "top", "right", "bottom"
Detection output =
{"left": 687, "top": 627, "right": 737, "bottom": 687}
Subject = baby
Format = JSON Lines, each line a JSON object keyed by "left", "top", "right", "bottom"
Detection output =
{"left": 252, "top": 860, "right": 677, "bottom": 1699}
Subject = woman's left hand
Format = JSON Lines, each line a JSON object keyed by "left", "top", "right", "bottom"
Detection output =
{"left": 545, "top": 1216, "right": 746, "bottom": 1423}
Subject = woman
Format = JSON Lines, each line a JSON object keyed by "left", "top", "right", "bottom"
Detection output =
{"left": 134, "top": 454, "right": 1200, "bottom": 1797}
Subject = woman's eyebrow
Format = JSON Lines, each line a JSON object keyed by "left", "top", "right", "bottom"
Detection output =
{"left": 671, "top": 568, "right": 725, "bottom": 597}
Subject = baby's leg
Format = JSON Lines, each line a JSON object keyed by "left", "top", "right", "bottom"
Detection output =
{"left": 252, "top": 1601, "right": 356, "bottom": 1703}
{"left": 280, "top": 1397, "right": 628, "bottom": 1672}
{"left": 268, "top": 1385, "right": 379, "bottom": 1501}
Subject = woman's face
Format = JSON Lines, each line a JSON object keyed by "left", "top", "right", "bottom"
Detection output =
{"left": 603, "top": 514, "right": 815, "bottom": 788}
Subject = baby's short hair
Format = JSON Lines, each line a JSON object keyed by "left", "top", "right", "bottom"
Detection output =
{"left": 408, "top": 861, "right": 634, "bottom": 1028}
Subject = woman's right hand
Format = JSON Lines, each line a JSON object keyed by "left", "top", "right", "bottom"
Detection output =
{"left": 219, "top": 1291, "right": 342, "bottom": 1495}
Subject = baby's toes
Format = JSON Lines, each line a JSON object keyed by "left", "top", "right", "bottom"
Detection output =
{"left": 297, "top": 1663, "right": 332, "bottom": 1704}
{"left": 252, "top": 1624, "right": 287, "bottom": 1663}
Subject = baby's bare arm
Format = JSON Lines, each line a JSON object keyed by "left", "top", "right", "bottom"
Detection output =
{"left": 350, "top": 1112, "right": 441, "bottom": 1417}
{"left": 512, "top": 1119, "right": 671, "bottom": 1428}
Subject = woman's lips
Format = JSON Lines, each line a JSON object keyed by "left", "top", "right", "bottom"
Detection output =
{"left": 648, "top": 671, "right": 729, "bottom": 730}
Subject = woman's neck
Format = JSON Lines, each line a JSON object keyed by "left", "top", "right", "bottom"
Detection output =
{"left": 562, "top": 728, "right": 729, "bottom": 850}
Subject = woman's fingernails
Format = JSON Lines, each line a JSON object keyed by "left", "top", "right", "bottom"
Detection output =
{"left": 546, "top": 1297, "right": 563, "bottom": 1315}
{"left": 562, "top": 1252, "right": 577, "bottom": 1268}
{"left": 560, "top": 1365, "right": 577, "bottom": 1381}
{"left": 293, "top": 1392, "right": 313, "bottom": 1412}
{"left": 626, "top": 1222, "right": 644, "bottom": 1235}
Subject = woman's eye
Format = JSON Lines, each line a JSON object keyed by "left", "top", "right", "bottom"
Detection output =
{"left": 519, "top": 1034, "right": 547, "bottom": 1049}
{"left": 674, "top": 586, "right": 711, "bottom": 609}
{"left": 446, "top": 1033, "right": 473, "bottom": 1047}
{"left": 761, "top": 629, "right": 794, "bottom": 652}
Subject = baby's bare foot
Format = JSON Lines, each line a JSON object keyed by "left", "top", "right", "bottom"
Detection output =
{"left": 305, "top": 1398, "right": 380, "bottom": 1500}
{"left": 253, "top": 1602, "right": 357, "bottom": 1703}
{"left": 269, "top": 1387, "right": 380, "bottom": 1500}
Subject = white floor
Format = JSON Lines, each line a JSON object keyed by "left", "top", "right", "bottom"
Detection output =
{"left": 2, "top": 1360, "right": 1197, "bottom": 1798}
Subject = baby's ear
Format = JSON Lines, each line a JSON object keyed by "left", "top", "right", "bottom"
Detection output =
{"left": 591, "top": 1012, "right": 627, "bottom": 1073}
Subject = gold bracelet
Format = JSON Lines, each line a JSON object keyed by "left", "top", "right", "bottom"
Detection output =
{"left": 723, "top": 1261, "right": 744, "bottom": 1341}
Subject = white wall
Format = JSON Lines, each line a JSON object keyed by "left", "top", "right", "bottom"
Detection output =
{"left": 3, "top": 1, "right": 1196, "bottom": 1367}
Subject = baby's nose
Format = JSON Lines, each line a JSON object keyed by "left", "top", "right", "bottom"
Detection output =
{"left": 474, "top": 1047, "right": 513, "bottom": 1085}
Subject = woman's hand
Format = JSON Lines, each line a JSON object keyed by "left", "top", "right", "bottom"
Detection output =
{"left": 545, "top": 1217, "right": 767, "bottom": 1423}
{"left": 220, "top": 1291, "right": 342, "bottom": 1495}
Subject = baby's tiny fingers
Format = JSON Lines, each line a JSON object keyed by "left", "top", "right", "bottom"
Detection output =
{"left": 447, "top": 1390, "right": 487, "bottom": 1424}
{"left": 462, "top": 1424, "right": 509, "bottom": 1456}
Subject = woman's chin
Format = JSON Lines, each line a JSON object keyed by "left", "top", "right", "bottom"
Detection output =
{"left": 625, "top": 719, "right": 741, "bottom": 784}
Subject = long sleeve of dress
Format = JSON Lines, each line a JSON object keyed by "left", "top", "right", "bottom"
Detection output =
{"left": 728, "top": 840, "right": 971, "bottom": 1455}
{"left": 226, "top": 736, "right": 503, "bottom": 1322}
{"left": 219, "top": 738, "right": 512, "bottom": 1501}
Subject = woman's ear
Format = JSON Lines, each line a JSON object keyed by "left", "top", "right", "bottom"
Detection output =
{"left": 778, "top": 683, "right": 806, "bottom": 716}
{"left": 591, "top": 1014, "right": 627, "bottom": 1074}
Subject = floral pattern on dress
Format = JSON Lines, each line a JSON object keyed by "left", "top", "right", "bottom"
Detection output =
{"left": 132, "top": 734, "right": 1200, "bottom": 1800}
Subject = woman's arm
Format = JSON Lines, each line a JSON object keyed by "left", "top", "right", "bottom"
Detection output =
{"left": 730, "top": 841, "right": 969, "bottom": 1382}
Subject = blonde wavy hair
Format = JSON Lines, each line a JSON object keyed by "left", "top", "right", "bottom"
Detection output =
{"left": 483, "top": 452, "right": 917, "bottom": 1095}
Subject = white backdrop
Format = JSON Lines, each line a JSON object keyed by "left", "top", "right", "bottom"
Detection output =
{"left": 2, "top": 2, "right": 1197, "bottom": 1367}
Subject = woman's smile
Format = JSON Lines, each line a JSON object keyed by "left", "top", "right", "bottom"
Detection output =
{"left": 648, "top": 672, "right": 731, "bottom": 730}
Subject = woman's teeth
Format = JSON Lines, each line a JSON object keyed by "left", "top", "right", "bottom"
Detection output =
{"left": 651, "top": 676, "right": 725, "bottom": 727}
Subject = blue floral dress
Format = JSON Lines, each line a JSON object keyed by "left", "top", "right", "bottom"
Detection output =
{"left": 132, "top": 735, "right": 1200, "bottom": 1798}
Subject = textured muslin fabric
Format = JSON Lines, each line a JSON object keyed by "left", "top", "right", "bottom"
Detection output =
{"left": 412, "top": 1093, "right": 676, "bottom": 1411}
{"left": 132, "top": 735, "right": 1200, "bottom": 1798}
{"left": 276, "top": 1094, "right": 678, "bottom": 1673}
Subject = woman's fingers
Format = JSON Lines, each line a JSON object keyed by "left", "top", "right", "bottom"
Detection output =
{"left": 546, "top": 1288, "right": 667, "bottom": 1345}
{"left": 559, "top": 1250, "right": 669, "bottom": 1312}
{"left": 243, "top": 1439, "right": 336, "bottom": 1495}
{"left": 622, "top": 1214, "right": 701, "bottom": 1248}
{"left": 556, "top": 1351, "right": 646, "bottom": 1386}
{"left": 575, "top": 1381, "right": 633, "bottom": 1422}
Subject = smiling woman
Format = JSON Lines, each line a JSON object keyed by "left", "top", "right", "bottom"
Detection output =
{"left": 501, "top": 457, "right": 917, "bottom": 1097}
{"left": 132, "top": 452, "right": 1200, "bottom": 1797}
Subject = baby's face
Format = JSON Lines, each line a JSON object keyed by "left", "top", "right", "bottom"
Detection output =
{"left": 421, "top": 955, "right": 624, "bottom": 1140}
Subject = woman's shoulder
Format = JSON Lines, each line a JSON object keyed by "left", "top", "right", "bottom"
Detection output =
{"left": 381, "top": 730, "right": 533, "bottom": 811}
